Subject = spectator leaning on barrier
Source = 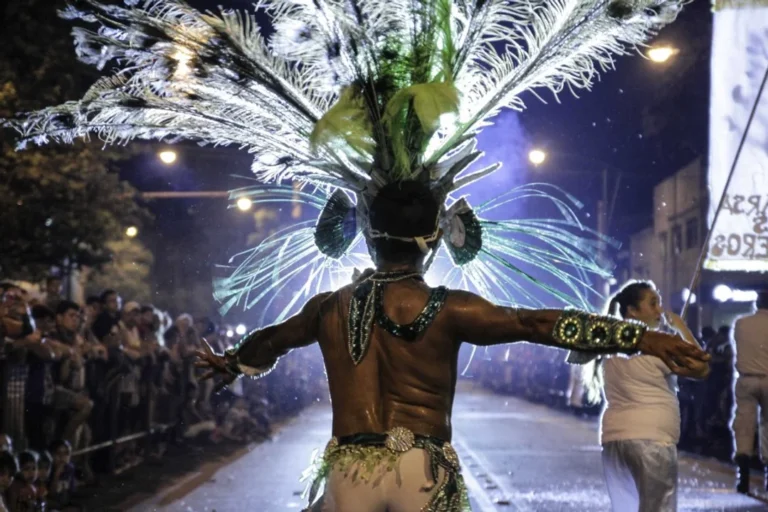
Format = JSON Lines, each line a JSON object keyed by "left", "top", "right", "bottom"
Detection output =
{"left": 90, "top": 290, "right": 121, "bottom": 343}
{"left": 43, "top": 277, "right": 62, "bottom": 314}
{"left": 50, "top": 301, "right": 94, "bottom": 450}
{"left": 2, "top": 287, "right": 41, "bottom": 448}
{"left": 116, "top": 302, "right": 143, "bottom": 466}
{"left": 25, "top": 306, "right": 65, "bottom": 451}
{"left": 82, "top": 296, "right": 102, "bottom": 346}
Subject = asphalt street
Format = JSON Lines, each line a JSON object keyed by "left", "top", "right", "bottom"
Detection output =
{"left": 127, "top": 384, "right": 768, "bottom": 511}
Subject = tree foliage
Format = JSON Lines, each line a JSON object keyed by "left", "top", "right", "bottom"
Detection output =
{"left": 85, "top": 238, "right": 154, "bottom": 304}
{"left": 0, "top": 0, "right": 148, "bottom": 278}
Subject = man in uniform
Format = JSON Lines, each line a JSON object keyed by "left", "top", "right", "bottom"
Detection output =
{"left": 731, "top": 290, "right": 768, "bottom": 494}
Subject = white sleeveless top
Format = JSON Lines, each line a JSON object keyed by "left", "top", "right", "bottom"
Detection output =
{"left": 600, "top": 354, "right": 679, "bottom": 445}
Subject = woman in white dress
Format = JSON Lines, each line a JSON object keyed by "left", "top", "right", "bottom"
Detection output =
{"left": 592, "top": 280, "right": 708, "bottom": 512}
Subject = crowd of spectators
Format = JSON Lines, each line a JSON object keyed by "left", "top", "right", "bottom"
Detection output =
{"left": 0, "top": 277, "right": 326, "bottom": 512}
{"left": 474, "top": 325, "right": 737, "bottom": 461}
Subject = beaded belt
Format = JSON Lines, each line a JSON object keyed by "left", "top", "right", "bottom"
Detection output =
{"left": 301, "top": 426, "right": 470, "bottom": 512}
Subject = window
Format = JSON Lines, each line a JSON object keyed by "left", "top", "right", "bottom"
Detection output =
{"left": 672, "top": 225, "right": 682, "bottom": 255}
{"left": 659, "top": 232, "right": 668, "bottom": 259}
{"left": 685, "top": 217, "right": 699, "bottom": 249}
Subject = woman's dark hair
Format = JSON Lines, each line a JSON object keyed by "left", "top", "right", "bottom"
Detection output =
{"left": 17, "top": 450, "right": 38, "bottom": 467}
{"left": 55, "top": 300, "right": 80, "bottom": 317}
{"left": 49, "top": 439, "right": 71, "bottom": 454}
{"left": 368, "top": 181, "right": 440, "bottom": 263}
{"left": 37, "top": 451, "right": 52, "bottom": 467}
{"left": 0, "top": 451, "right": 18, "bottom": 475}
{"left": 30, "top": 304, "right": 55, "bottom": 322}
{"left": 99, "top": 289, "right": 117, "bottom": 304}
{"left": 606, "top": 280, "right": 656, "bottom": 319}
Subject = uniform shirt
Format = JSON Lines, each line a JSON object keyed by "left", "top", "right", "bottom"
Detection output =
{"left": 600, "top": 354, "right": 680, "bottom": 445}
{"left": 732, "top": 309, "right": 768, "bottom": 376}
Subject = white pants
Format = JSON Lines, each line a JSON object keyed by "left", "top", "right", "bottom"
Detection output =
{"left": 568, "top": 365, "right": 585, "bottom": 408}
{"left": 731, "top": 375, "right": 768, "bottom": 460}
{"left": 602, "top": 440, "right": 677, "bottom": 512}
{"left": 319, "top": 448, "right": 446, "bottom": 512}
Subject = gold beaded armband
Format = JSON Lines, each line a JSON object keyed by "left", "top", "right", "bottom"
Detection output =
{"left": 552, "top": 310, "right": 645, "bottom": 354}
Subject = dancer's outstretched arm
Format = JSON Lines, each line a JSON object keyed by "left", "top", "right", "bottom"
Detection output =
{"left": 196, "top": 292, "right": 331, "bottom": 391}
{"left": 446, "top": 290, "right": 710, "bottom": 378}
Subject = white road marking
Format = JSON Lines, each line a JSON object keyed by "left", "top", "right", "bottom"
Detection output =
{"left": 453, "top": 431, "right": 528, "bottom": 512}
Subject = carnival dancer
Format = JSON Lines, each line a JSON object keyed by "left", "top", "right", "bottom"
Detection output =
{"left": 9, "top": 0, "right": 704, "bottom": 509}
{"left": 196, "top": 184, "right": 709, "bottom": 512}
{"left": 588, "top": 281, "right": 707, "bottom": 512}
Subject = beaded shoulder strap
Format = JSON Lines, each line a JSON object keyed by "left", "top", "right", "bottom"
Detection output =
{"left": 375, "top": 286, "right": 448, "bottom": 341}
{"left": 347, "top": 272, "right": 447, "bottom": 365}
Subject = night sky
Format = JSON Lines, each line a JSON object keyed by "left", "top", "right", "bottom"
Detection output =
{"left": 517, "top": 1, "right": 712, "bottom": 237}
{"left": 117, "top": 1, "right": 713, "bottom": 321}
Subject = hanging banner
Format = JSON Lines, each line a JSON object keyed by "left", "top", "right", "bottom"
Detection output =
{"left": 706, "top": 2, "right": 768, "bottom": 271}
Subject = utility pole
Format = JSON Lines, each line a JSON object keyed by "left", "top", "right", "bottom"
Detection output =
{"left": 596, "top": 168, "right": 611, "bottom": 307}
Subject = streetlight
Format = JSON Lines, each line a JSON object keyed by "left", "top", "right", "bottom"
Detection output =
{"left": 713, "top": 284, "right": 731, "bottom": 302}
{"left": 647, "top": 46, "right": 678, "bottom": 63}
{"left": 172, "top": 48, "right": 193, "bottom": 79}
{"left": 236, "top": 197, "right": 253, "bottom": 212}
{"left": 125, "top": 226, "right": 138, "bottom": 238}
{"left": 528, "top": 149, "right": 547, "bottom": 166}
{"left": 158, "top": 150, "right": 177, "bottom": 164}
{"left": 235, "top": 324, "right": 247, "bottom": 336}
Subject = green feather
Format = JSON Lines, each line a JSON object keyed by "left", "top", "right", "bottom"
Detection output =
{"left": 310, "top": 86, "right": 375, "bottom": 157}
{"left": 435, "top": 0, "right": 456, "bottom": 82}
{"left": 382, "top": 82, "right": 459, "bottom": 180}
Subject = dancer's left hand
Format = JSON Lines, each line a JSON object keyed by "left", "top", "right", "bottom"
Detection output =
{"left": 195, "top": 338, "right": 237, "bottom": 392}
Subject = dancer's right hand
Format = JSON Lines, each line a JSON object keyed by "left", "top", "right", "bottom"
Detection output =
{"left": 195, "top": 338, "right": 237, "bottom": 392}
{"left": 637, "top": 331, "right": 711, "bottom": 378}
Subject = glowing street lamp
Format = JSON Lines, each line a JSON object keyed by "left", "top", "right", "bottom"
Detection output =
{"left": 236, "top": 197, "right": 253, "bottom": 212}
{"left": 647, "top": 46, "right": 678, "bottom": 63}
{"left": 235, "top": 324, "right": 247, "bottom": 336}
{"left": 158, "top": 150, "right": 177, "bottom": 164}
{"left": 528, "top": 149, "right": 547, "bottom": 166}
{"left": 172, "top": 49, "right": 193, "bottom": 79}
{"left": 125, "top": 226, "right": 138, "bottom": 238}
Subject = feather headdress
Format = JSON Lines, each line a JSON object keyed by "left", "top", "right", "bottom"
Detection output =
{"left": 8, "top": 0, "right": 685, "bottom": 319}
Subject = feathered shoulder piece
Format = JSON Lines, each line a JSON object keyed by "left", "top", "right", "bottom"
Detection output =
{"left": 7, "top": 0, "right": 685, "bottom": 318}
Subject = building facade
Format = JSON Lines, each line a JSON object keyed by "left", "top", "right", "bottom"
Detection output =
{"left": 622, "top": 158, "right": 763, "bottom": 335}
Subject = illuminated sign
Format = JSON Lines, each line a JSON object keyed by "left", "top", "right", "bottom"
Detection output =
{"left": 714, "top": 1, "right": 768, "bottom": 10}
{"left": 706, "top": 6, "right": 768, "bottom": 272}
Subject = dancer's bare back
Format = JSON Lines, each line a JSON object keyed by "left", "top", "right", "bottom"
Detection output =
{"left": 200, "top": 278, "right": 710, "bottom": 442}
{"left": 315, "top": 278, "right": 563, "bottom": 441}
